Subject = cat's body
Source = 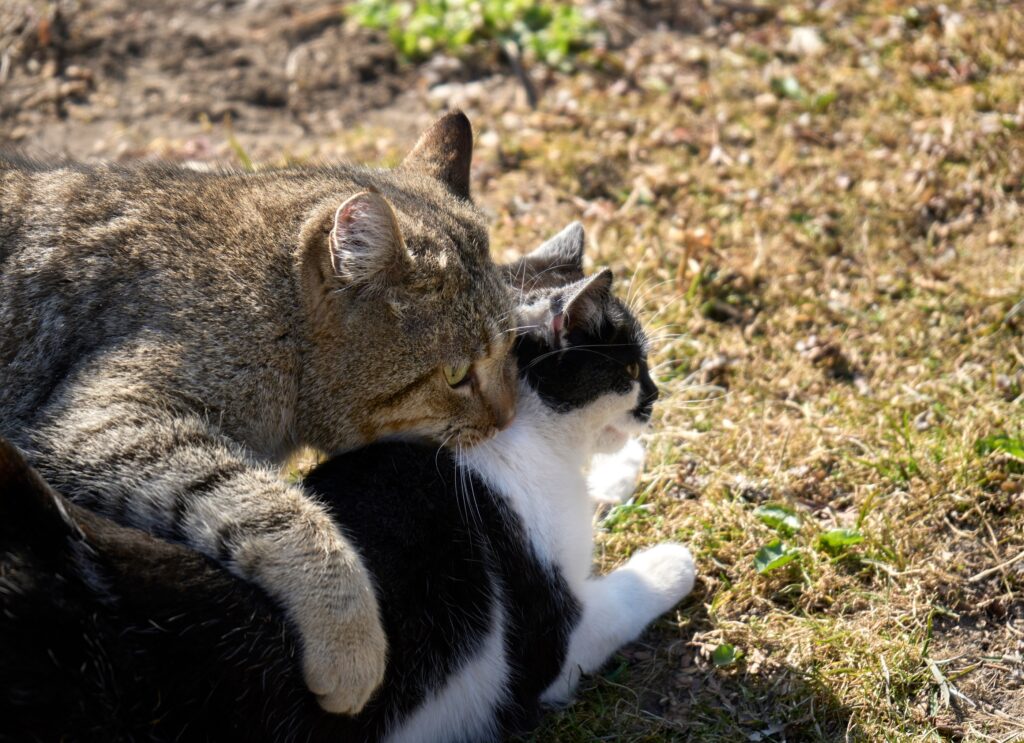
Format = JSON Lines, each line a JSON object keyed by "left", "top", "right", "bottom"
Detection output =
{"left": 305, "top": 233, "right": 695, "bottom": 739}
{"left": 0, "top": 225, "right": 697, "bottom": 742}
{"left": 0, "top": 437, "right": 322, "bottom": 742}
{"left": 0, "top": 113, "right": 519, "bottom": 711}
{"left": 0, "top": 428, "right": 573, "bottom": 743}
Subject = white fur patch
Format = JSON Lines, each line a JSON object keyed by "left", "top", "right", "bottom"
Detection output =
{"left": 385, "top": 594, "right": 509, "bottom": 743}
{"left": 461, "top": 390, "right": 599, "bottom": 590}
{"left": 587, "top": 436, "right": 646, "bottom": 504}
{"left": 541, "top": 543, "right": 696, "bottom": 704}
{"left": 392, "top": 379, "right": 695, "bottom": 730}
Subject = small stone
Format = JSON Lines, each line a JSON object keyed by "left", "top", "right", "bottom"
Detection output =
{"left": 755, "top": 92, "right": 778, "bottom": 111}
{"left": 787, "top": 27, "right": 826, "bottom": 58}
{"left": 64, "top": 65, "right": 93, "bottom": 81}
{"left": 609, "top": 79, "right": 629, "bottom": 97}
{"left": 58, "top": 80, "right": 89, "bottom": 98}
{"left": 478, "top": 130, "right": 499, "bottom": 149}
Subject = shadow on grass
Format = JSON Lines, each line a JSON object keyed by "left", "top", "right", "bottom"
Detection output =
{"left": 519, "top": 598, "right": 855, "bottom": 743}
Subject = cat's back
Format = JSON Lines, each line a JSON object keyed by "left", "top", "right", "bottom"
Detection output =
{"left": 0, "top": 157, "right": 319, "bottom": 430}
{"left": 1, "top": 156, "right": 235, "bottom": 288}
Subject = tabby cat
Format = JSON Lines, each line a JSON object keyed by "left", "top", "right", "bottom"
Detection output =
{"left": 0, "top": 224, "right": 696, "bottom": 742}
{"left": 0, "top": 112, "right": 517, "bottom": 712}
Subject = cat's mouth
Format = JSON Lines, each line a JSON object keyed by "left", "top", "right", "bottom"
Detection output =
{"left": 453, "top": 427, "right": 499, "bottom": 449}
{"left": 632, "top": 402, "right": 654, "bottom": 424}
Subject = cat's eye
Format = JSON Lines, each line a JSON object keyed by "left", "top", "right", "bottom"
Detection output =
{"left": 625, "top": 363, "right": 641, "bottom": 380}
{"left": 444, "top": 362, "right": 472, "bottom": 387}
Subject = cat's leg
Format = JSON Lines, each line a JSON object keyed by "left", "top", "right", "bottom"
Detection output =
{"left": 587, "top": 436, "right": 646, "bottom": 504}
{"left": 541, "top": 543, "right": 695, "bottom": 705}
{"left": 29, "top": 395, "right": 385, "bottom": 714}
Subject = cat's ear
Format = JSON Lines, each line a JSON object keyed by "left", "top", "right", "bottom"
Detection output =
{"left": 529, "top": 221, "right": 585, "bottom": 275}
{"left": 556, "top": 268, "right": 613, "bottom": 337}
{"left": 329, "top": 191, "right": 409, "bottom": 291}
{"left": 400, "top": 111, "right": 473, "bottom": 200}
{"left": 505, "top": 222, "right": 585, "bottom": 291}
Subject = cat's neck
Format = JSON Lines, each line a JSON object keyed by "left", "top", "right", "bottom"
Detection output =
{"left": 459, "top": 387, "right": 596, "bottom": 587}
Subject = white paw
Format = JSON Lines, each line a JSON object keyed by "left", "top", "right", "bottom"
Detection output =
{"left": 588, "top": 437, "right": 646, "bottom": 504}
{"left": 299, "top": 581, "right": 388, "bottom": 714}
{"left": 624, "top": 542, "right": 696, "bottom": 611}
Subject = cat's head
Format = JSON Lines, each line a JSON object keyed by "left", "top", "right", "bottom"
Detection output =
{"left": 298, "top": 113, "right": 518, "bottom": 452}
{"left": 512, "top": 224, "right": 659, "bottom": 455}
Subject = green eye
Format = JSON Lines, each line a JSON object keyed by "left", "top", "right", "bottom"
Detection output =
{"left": 626, "top": 363, "right": 640, "bottom": 380}
{"left": 444, "top": 362, "right": 472, "bottom": 387}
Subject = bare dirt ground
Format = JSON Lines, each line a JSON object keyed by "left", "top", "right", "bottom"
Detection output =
{"left": 0, "top": 0, "right": 422, "bottom": 158}
{"left": 3, "top": 1, "right": 1023, "bottom": 741}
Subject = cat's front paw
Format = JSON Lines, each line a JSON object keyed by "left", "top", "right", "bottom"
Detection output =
{"left": 624, "top": 542, "right": 696, "bottom": 611}
{"left": 298, "top": 577, "right": 388, "bottom": 714}
{"left": 248, "top": 515, "right": 389, "bottom": 715}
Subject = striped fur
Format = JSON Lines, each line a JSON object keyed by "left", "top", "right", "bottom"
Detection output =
{"left": 0, "top": 112, "right": 517, "bottom": 712}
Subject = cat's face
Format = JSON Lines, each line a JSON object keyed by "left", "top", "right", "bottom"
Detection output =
{"left": 511, "top": 225, "right": 659, "bottom": 455}
{"left": 298, "top": 113, "right": 518, "bottom": 452}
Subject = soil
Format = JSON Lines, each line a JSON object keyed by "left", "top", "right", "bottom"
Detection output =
{"left": 927, "top": 603, "right": 1024, "bottom": 739}
{"left": 1, "top": 0, "right": 424, "bottom": 160}
{"left": 0, "top": 0, "right": 768, "bottom": 161}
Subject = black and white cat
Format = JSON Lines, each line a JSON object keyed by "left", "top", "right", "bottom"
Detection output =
{"left": 301, "top": 224, "right": 697, "bottom": 740}
{"left": 0, "top": 225, "right": 695, "bottom": 742}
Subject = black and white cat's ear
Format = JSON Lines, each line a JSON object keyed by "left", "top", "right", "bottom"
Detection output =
{"left": 555, "top": 268, "right": 613, "bottom": 338}
{"left": 505, "top": 222, "right": 586, "bottom": 291}
{"left": 400, "top": 111, "right": 473, "bottom": 200}
{"left": 329, "top": 191, "right": 409, "bottom": 291}
{"left": 529, "top": 221, "right": 585, "bottom": 275}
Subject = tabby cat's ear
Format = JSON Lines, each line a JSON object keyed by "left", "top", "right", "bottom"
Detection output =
{"left": 400, "top": 111, "right": 473, "bottom": 200}
{"left": 329, "top": 191, "right": 409, "bottom": 290}
{"left": 561, "top": 268, "right": 613, "bottom": 334}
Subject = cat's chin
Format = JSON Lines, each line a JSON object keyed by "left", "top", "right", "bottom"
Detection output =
{"left": 453, "top": 428, "right": 500, "bottom": 449}
{"left": 594, "top": 425, "right": 631, "bottom": 454}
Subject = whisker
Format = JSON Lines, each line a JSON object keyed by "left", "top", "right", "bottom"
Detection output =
{"left": 645, "top": 331, "right": 688, "bottom": 345}
{"left": 495, "top": 324, "right": 541, "bottom": 342}
{"left": 643, "top": 299, "right": 687, "bottom": 327}
{"left": 434, "top": 430, "right": 457, "bottom": 477}
{"left": 647, "top": 359, "right": 683, "bottom": 374}
{"left": 624, "top": 256, "right": 648, "bottom": 309}
{"left": 628, "top": 278, "right": 679, "bottom": 314}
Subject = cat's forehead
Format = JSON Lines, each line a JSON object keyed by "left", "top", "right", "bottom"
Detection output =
{"left": 518, "top": 283, "right": 649, "bottom": 353}
{"left": 398, "top": 260, "right": 515, "bottom": 364}
{"left": 401, "top": 215, "right": 488, "bottom": 260}
{"left": 379, "top": 171, "right": 491, "bottom": 257}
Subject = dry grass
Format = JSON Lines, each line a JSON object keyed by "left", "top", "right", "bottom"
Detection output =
{"left": 259, "top": 1, "right": 1024, "bottom": 739}
{"left": 456, "top": 2, "right": 1023, "bottom": 740}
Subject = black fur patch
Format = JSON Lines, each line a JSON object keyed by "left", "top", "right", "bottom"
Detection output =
{"left": 517, "top": 290, "right": 658, "bottom": 417}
